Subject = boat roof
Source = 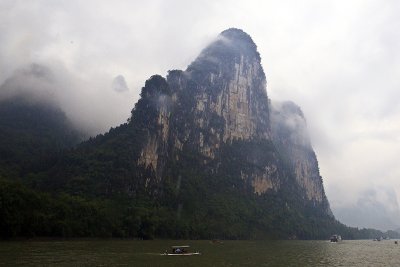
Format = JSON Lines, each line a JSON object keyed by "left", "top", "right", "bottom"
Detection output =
{"left": 172, "top": 245, "right": 190, "bottom": 248}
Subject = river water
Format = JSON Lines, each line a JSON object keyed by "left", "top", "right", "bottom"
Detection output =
{"left": 1, "top": 239, "right": 399, "bottom": 266}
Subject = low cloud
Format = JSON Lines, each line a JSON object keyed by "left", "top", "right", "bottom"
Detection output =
{"left": 0, "top": 62, "right": 135, "bottom": 136}
{"left": 0, "top": 64, "right": 58, "bottom": 106}
{"left": 270, "top": 100, "right": 310, "bottom": 147}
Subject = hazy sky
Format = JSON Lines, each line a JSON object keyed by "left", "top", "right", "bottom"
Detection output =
{"left": 1, "top": 0, "right": 400, "bottom": 230}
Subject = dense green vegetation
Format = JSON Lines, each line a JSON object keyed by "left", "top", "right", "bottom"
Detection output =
{"left": 1, "top": 176, "right": 398, "bottom": 240}
{"left": 0, "top": 99, "right": 83, "bottom": 179}
{"left": 0, "top": 114, "right": 396, "bottom": 240}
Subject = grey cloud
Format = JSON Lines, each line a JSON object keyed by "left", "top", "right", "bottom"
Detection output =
{"left": 0, "top": 64, "right": 57, "bottom": 105}
{"left": 334, "top": 187, "right": 400, "bottom": 231}
{"left": 0, "top": 62, "right": 135, "bottom": 136}
{"left": 270, "top": 100, "right": 310, "bottom": 147}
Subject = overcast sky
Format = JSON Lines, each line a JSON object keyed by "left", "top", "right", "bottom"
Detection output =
{"left": 1, "top": 0, "right": 400, "bottom": 230}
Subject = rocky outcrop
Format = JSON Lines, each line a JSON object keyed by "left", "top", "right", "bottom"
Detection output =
{"left": 186, "top": 29, "right": 271, "bottom": 143}
{"left": 135, "top": 75, "right": 173, "bottom": 181}
{"left": 132, "top": 28, "right": 331, "bottom": 215}
{"left": 134, "top": 29, "right": 279, "bottom": 194}
{"left": 270, "top": 101, "right": 332, "bottom": 215}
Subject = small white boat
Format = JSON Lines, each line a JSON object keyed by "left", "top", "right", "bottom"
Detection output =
{"left": 161, "top": 245, "right": 201, "bottom": 256}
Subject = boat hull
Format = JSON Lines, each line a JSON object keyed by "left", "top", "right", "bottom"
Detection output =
{"left": 162, "top": 252, "right": 201, "bottom": 256}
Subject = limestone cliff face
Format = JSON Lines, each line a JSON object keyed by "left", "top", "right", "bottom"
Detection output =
{"left": 186, "top": 29, "right": 271, "bottom": 143}
{"left": 134, "top": 75, "right": 173, "bottom": 182}
{"left": 47, "top": 28, "right": 337, "bottom": 237}
{"left": 136, "top": 28, "right": 278, "bottom": 194}
{"left": 134, "top": 29, "right": 331, "bottom": 211}
{"left": 270, "top": 101, "right": 332, "bottom": 215}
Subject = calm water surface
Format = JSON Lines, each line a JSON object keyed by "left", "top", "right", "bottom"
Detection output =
{"left": 1, "top": 239, "right": 399, "bottom": 266}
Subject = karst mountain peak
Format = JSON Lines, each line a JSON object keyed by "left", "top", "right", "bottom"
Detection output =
{"left": 3, "top": 28, "right": 336, "bottom": 240}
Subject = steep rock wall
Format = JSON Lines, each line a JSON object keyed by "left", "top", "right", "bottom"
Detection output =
{"left": 270, "top": 101, "right": 332, "bottom": 214}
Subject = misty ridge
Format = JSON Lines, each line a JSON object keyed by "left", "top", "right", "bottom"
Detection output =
{"left": 0, "top": 62, "right": 133, "bottom": 137}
